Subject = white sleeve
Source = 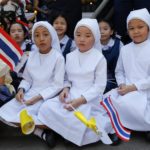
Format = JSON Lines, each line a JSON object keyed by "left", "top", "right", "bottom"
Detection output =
{"left": 82, "top": 57, "right": 107, "bottom": 102}
{"left": 134, "top": 77, "right": 150, "bottom": 91}
{"left": 64, "top": 54, "right": 72, "bottom": 88}
{"left": 64, "top": 72, "right": 71, "bottom": 88}
{"left": 115, "top": 50, "right": 126, "bottom": 85}
{"left": 39, "top": 56, "right": 65, "bottom": 100}
{"left": 18, "top": 63, "right": 32, "bottom": 92}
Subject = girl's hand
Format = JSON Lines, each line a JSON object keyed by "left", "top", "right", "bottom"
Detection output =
{"left": 64, "top": 96, "right": 87, "bottom": 111}
{"left": 59, "top": 88, "right": 69, "bottom": 103}
{"left": 118, "top": 83, "right": 126, "bottom": 89}
{"left": 24, "top": 95, "right": 43, "bottom": 106}
{"left": 118, "top": 84, "right": 137, "bottom": 95}
{"left": 16, "top": 88, "right": 25, "bottom": 103}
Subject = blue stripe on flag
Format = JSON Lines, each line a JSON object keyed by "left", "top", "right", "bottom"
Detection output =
{"left": 104, "top": 98, "right": 130, "bottom": 138}
{"left": 0, "top": 38, "right": 19, "bottom": 65}
{"left": 101, "top": 97, "right": 131, "bottom": 141}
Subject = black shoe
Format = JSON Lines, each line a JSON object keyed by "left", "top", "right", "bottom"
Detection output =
{"left": 42, "top": 130, "right": 57, "bottom": 148}
{"left": 109, "top": 133, "right": 121, "bottom": 146}
{"left": 145, "top": 131, "right": 150, "bottom": 141}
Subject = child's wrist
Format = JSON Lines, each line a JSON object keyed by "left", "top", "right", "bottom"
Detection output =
{"left": 80, "top": 95, "right": 87, "bottom": 104}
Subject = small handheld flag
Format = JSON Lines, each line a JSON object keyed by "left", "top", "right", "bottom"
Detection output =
{"left": 69, "top": 104, "right": 101, "bottom": 135}
{"left": 100, "top": 97, "right": 131, "bottom": 141}
{"left": 0, "top": 27, "right": 23, "bottom": 70}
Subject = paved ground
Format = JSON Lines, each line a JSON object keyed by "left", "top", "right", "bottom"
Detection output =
{"left": 0, "top": 122, "right": 150, "bottom": 150}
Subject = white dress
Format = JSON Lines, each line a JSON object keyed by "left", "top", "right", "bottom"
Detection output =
{"left": 0, "top": 49, "right": 65, "bottom": 125}
{"left": 107, "top": 39, "right": 150, "bottom": 131}
{"left": 38, "top": 48, "right": 114, "bottom": 146}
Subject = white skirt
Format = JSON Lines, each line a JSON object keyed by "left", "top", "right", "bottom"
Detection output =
{"left": 38, "top": 97, "right": 114, "bottom": 146}
{"left": 106, "top": 89, "right": 150, "bottom": 131}
{"left": 0, "top": 97, "right": 43, "bottom": 125}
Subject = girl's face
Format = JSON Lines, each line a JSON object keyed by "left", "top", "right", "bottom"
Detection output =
{"left": 9, "top": 23, "right": 25, "bottom": 45}
{"left": 128, "top": 19, "right": 149, "bottom": 44}
{"left": 34, "top": 26, "right": 52, "bottom": 54}
{"left": 75, "top": 26, "right": 95, "bottom": 52}
{"left": 53, "top": 16, "right": 67, "bottom": 38}
{"left": 99, "top": 21, "right": 113, "bottom": 44}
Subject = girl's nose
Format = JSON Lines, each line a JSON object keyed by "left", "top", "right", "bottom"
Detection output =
{"left": 39, "top": 35, "right": 44, "bottom": 41}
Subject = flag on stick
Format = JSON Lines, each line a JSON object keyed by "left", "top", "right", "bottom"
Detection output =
{"left": 0, "top": 27, "right": 23, "bottom": 70}
{"left": 100, "top": 97, "right": 131, "bottom": 141}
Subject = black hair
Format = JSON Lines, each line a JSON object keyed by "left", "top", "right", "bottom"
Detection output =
{"left": 98, "top": 18, "right": 116, "bottom": 38}
{"left": 50, "top": 11, "right": 70, "bottom": 36}
{"left": 8, "top": 21, "right": 29, "bottom": 39}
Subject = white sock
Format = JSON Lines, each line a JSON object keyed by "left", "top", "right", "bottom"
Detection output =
{"left": 34, "top": 128, "right": 46, "bottom": 140}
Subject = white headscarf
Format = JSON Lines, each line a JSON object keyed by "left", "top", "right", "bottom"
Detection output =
{"left": 32, "top": 21, "right": 61, "bottom": 52}
{"left": 0, "top": 60, "right": 9, "bottom": 78}
{"left": 0, "top": 59, "right": 15, "bottom": 93}
{"left": 127, "top": 8, "right": 150, "bottom": 38}
{"left": 74, "top": 18, "right": 102, "bottom": 51}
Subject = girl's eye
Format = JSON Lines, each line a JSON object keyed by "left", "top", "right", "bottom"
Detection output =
{"left": 76, "top": 34, "right": 81, "bottom": 37}
{"left": 138, "top": 26, "right": 145, "bottom": 29}
{"left": 44, "top": 33, "right": 49, "bottom": 36}
{"left": 128, "top": 27, "right": 134, "bottom": 31}
{"left": 34, "top": 34, "right": 39, "bottom": 37}
{"left": 86, "top": 35, "right": 91, "bottom": 38}
{"left": 10, "top": 30, "right": 15, "bottom": 33}
{"left": 85, "top": 34, "right": 92, "bottom": 37}
{"left": 18, "top": 29, "right": 23, "bottom": 32}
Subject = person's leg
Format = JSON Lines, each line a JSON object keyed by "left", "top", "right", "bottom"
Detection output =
{"left": 34, "top": 127, "right": 57, "bottom": 148}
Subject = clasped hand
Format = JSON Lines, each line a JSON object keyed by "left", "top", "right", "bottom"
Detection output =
{"left": 59, "top": 88, "right": 87, "bottom": 111}
{"left": 16, "top": 89, "right": 42, "bottom": 105}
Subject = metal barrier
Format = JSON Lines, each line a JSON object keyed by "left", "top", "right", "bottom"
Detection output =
{"left": 91, "top": 0, "right": 111, "bottom": 18}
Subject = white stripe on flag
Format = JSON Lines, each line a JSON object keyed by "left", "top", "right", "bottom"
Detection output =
{"left": 107, "top": 98, "right": 130, "bottom": 136}
{"left": 101, "top": 97, "right": 131, "bottom": 141}
{"left": 0, "top": 33, "right": 21, "bottom": 58}
{"left": 0, "top": 49, "right": 15, "bottom": 68}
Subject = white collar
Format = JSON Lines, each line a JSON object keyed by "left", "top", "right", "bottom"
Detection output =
{"left": 101, "top": 38, "right": 114, "bottom": 50}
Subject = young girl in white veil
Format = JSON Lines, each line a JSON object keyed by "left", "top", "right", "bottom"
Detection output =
{"left": 0, "top": 21, "right": 65, "bottom": 147}
{"left": 38, "top": 18, "right": 119, "bottom": 147}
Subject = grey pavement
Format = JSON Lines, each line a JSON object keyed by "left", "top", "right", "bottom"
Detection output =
{"left": 0, "top": 122, "right": 150, "bottom": 150}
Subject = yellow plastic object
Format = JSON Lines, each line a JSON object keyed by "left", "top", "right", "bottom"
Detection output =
{"left": 20, "top": 109, "right": 35, "bottom": 135}
{"left": 74, "top": 111, "right": 99, "bottom": 134}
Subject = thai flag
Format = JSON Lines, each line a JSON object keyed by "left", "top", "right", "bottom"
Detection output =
{"left": 100, "top": 97, "right": 131, "bottom": 142}
{"left": 0, "top": 27, "right": 23, "bottom": 70}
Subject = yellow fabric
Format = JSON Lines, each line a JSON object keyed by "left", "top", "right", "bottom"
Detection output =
{"left": 0, "top": 59, "right": 9, "bottom": 78}
{"left": 0, "top": 60, "right": 15, "bottom": 93}
{"left": 74, "top": 111, "right": 99, "bottom": 134}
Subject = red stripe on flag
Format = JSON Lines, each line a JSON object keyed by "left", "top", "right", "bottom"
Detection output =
{"left": 0, "top": 28, "right": 23, "bottom": 56}
{"left": 108, "top": 97, "right": 131, "bottom": 133}
{"left": 16, "top": 19, "right": 29, "bottom": 28}
{"left": 0, "top": 54, "right": 13, "bottom": 70}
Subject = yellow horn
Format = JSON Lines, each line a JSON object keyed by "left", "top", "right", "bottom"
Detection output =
{"left": 20, "top": 109, "right": 35, "bottom": 135}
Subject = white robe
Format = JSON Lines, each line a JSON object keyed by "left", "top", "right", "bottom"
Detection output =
{"left": 0, "top": 49, "right": 65, "bottom": 125}
{"left": 107, "top": 39, "right": 150, "bottom": 131}
{"left": 38, "top": 48, "right": 114, "bottom": 146}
